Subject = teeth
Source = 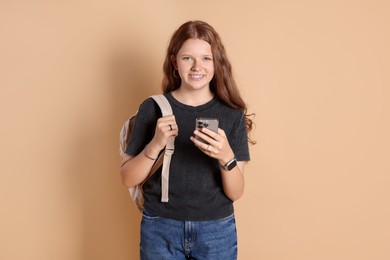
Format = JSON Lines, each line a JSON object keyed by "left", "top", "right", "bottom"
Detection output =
{"left": 190, "top": 75, "right": 203, "bottom": 79}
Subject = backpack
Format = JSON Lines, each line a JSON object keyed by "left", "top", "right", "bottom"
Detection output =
{"left": 119, "top": 94, "right": 175, "bottom": 212}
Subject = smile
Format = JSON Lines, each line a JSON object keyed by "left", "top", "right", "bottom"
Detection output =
{"left": 189, "top": 74, "right": 204, "bottom": 79}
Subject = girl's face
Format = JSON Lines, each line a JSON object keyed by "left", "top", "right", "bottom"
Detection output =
{"left": 173, "top": 38, "right": 214, "bottom": 92}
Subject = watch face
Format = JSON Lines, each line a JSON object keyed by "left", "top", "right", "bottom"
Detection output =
{"left": 227, "top": 159, "right": 237, "bottom": 171}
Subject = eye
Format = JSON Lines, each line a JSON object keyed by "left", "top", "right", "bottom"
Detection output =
{"left": 203, "top": 57, "right": 213, "bottom": 61}
{"left": 182, "top": 56, "right": 192, "bottom": 61}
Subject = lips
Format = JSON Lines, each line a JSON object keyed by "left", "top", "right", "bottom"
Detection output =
{"left": 189, "top": 74, "right": 204, "bottom": 80}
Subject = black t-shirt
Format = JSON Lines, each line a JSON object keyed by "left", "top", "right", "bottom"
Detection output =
{"left": 126, "top": 92, "right": 250, "bottom": 221}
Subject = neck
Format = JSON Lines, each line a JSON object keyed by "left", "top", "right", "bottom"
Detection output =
{"left": 172, "top": 88, "right": 214, "bottom": 106}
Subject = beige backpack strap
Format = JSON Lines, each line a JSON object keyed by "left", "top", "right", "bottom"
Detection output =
{"left": 150, "top": 95, "right": 174, "bottom": 203}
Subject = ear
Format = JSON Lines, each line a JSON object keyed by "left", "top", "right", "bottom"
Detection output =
{"left": 170, "top": 55, "right": 177, "bottom": 69}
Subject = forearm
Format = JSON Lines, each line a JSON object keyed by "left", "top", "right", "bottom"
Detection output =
{"left": 120, "top": 144, "right": 162, "bottom": 187}
{"left": 120, "top": 114, "right": 178, "bottom": 187}
{"left": 220, "top": 161, "right": 246, "bottom": 201}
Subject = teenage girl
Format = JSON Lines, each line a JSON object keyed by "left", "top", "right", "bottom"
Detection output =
{"left": 120, "top": 20, "right": 255, "bottom": 260}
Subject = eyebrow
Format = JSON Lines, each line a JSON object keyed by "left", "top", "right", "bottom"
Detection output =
{"left": 179, "top": 53, "right": 213, "bottom": 57}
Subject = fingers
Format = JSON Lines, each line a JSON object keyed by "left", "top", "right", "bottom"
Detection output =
{"left": 191, "top": 127, "right": 234, "bottom": 162}
{"left": 152, "top": 116, "right": 178, "bottom": 150}
{"left": 194, "top": 127, "right": 223, "bottom": 145}
{"left": 157, "top": 115, "right": 178, "bottom": 133}
{"left": 157, "top": 115, "right": 176, "bottom": 125}
{"left": 190, "top": 137, "right": 213, "bottom": 154}
{"left": 191, "top": 128, "right": 221, "bottom": 152}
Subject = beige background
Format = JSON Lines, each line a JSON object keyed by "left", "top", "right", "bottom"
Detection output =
{"left": 1, "top": 0, "right": 389, "bottom": 259}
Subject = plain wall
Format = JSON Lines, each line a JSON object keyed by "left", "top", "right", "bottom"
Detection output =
{"left": 1, "top": 0, "right": 389, "bottom": 259}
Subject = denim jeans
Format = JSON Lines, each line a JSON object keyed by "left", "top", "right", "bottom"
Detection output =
{"left": 140, "top": 210, "right": 237, "bottom": 260}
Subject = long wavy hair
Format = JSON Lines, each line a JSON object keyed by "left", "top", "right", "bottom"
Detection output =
{"left": 162, "top": 20, "right": 256, "bottom": 144}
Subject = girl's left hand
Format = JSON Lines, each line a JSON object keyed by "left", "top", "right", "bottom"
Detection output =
{"left": 190, "top": 127, "right": 235, "bottom": 165}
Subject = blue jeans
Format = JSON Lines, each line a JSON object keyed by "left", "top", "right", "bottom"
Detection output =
{"left": 140, "top": 210, "right": 238, "bottom": 260}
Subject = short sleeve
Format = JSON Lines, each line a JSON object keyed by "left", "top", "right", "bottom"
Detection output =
{"left": 229, "top": 111, "right": 250, "bottom": 162}
{"left": 125, "top": 98, "right": 161, "bottom": 156}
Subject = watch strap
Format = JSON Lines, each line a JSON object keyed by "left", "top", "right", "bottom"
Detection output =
{"left": 221, "top": 157, "right": 237, "bottom": 171}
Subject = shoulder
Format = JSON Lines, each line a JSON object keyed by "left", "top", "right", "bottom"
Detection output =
{"left": 137, "top": 96, "right": 162, "bottom": 118}
{"left": 139, "top": 96, "right": 158, "bottom": 110}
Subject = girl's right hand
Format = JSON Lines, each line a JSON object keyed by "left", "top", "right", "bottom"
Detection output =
{"left": 148, "top": 115, "right": 178, "bottom": 153}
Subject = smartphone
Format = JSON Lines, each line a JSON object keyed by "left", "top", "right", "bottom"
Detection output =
{"left": 195, "top": 117, "right": 219, "bottom": 144}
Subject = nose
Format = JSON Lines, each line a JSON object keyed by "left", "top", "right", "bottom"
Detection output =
{"left": 191, "top": 59, "right": 201, "bottom": 71}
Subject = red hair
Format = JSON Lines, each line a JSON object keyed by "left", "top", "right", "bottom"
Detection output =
{"left": 162, "top": 20, "right": 255, "bottom": 144}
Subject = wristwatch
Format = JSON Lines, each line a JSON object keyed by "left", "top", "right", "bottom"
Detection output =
{"left": 220, "top": 157, "right": 237, "bottom": 171}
